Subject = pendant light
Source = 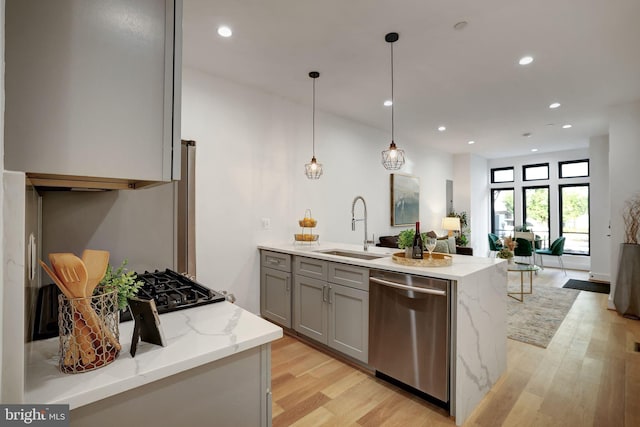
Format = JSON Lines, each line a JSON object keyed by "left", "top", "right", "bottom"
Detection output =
{"left": 381, "top": 32, "right": 405, "bottom": 170}
{"left": 305, "top": 71, "right": 323, "bottom": 179}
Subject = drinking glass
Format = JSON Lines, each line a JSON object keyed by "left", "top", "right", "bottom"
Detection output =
{"left": 425, "top": 237, "right": 437, "bottom": 259}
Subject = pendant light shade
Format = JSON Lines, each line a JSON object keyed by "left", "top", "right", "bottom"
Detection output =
{"left": 305, "top": 71, "right": 323, "bottom": 179}
{"left": 381, "top": 32, "right": 405, "bottom": 170}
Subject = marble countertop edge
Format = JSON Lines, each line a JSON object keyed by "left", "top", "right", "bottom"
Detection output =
{"left": 24, "top": 302, "right": 283, "bottom": 409}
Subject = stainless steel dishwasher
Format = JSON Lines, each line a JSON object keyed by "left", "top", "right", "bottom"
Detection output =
{"left": 369, "top": 269, "right": 450, "bottom": 405}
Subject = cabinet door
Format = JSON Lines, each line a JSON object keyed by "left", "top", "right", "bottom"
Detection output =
{"left": 294, "top": 275, "right": 328, "bottom": 344}
{"left": 260, "top": 268, "right": 291, "bottom": 328}
{"left": 5, "top": 0, "right": 181, "bottom": 182}
{"left": 328, "top": 284, "right": 369, "bottom": 363}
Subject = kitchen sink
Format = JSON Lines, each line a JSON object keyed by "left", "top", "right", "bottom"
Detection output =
{"left": 315, "top": 249, "right": 387, "bottom": 260}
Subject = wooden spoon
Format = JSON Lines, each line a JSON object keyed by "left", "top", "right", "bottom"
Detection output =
{"left": 82, "top": 249, "right": 110, "bottom": 296}
{"left": 39, "top": 260, "right": 73, "bottom": 299}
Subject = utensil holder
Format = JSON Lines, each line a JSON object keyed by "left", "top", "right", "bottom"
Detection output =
{"left": 57, "top": 290, "right": 120, "bottom": 373}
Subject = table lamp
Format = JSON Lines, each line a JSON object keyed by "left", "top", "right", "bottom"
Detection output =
{"left": 442, "top": 217, "right": 461, "bottom": 237}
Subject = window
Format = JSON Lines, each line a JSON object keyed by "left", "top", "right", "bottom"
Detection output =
{"left": 491, "top": 167, "right": 514, "bottom": 183}
{"left": 523, "top": 163, "right": 549, "bottom": 181}
{"left": 523, "top": 186, "right": 550, "bottom": 246}
{"left": 559, "top": 159, "right": 589, "bottom": 178}
{"left": 560, "top": 184, "right": 590, "bottom": 255}
{"left": 491, "top": 188, "right": 514, "bottom": 238}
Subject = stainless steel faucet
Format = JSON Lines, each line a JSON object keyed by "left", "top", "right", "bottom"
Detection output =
{"left": 351, "top": 196, "right": 374, "bottom": 251}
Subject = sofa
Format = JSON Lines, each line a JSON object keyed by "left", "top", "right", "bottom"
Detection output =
{"left": 376, "top": 233, "right": 473, "bottom": 256}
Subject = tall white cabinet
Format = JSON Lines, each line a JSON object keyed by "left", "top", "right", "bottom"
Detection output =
{"left": 4, "top": 0, "right": 182, "bottom": 184}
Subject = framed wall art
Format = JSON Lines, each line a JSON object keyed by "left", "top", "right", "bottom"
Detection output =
{"left": 390, "top": 173, "right": 420, "bottom": 226}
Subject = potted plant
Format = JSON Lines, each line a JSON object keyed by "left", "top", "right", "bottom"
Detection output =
{"left": 99, "top": 259, "right": 144, "bottom": 311}
{"left": 614, "top": 193, "right": 640, "bottom": 318}
{"left": 496, "top": 248, "right": 514, "bottom": 263}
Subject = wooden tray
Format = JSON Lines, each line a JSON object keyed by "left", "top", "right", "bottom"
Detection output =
{"left": 391, "top": 252, "right": 452, "bottom": 267}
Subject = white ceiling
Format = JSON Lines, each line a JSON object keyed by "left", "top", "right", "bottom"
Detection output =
{"left": 182, "top": 0, "right": 640, "bottom": 159}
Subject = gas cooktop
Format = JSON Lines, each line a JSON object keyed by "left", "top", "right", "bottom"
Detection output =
{"left": 120, "top": 269, "right": 226, "bottom": 322}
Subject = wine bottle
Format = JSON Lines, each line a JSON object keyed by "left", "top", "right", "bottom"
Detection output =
{"left": 412, "top": 221, "right": 423, "bottom": 259}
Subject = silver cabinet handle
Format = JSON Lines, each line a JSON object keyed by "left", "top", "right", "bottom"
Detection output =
{"left": 328, "top": 286, "right": 333, "bottom": 304}
{"left": 285, "top": 277, "right": 290, "bottom": 293}
{"left": 268, "top": 258, "right": 280, "bottom": 265}
{"left": 322, "top": 285, "right": 327, "bottom": 302}
{"left": 370, "top": 277, "right": 446, "bottom": 296}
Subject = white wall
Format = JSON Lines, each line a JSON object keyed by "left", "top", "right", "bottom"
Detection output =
{"left": 182, "top": 66, "right": 453, "bottom": 313}
{"left": 608, "top": 100, "right": 640, "bottom": 307}
{"left": 588, "top": 135, "right": 610, "bottom": 282}
{"left": 488, "top": 148, "right": 591, "bottom": 271}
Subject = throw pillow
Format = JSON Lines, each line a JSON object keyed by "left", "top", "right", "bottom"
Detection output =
{"left": 434, "top": 240, "right": 450, "bottom": 254}
{"left": 447, "top": 236, "right": 457, "bottom": 254}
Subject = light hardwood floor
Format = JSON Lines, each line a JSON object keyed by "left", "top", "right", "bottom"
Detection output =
{"left": 271, "top": 267, "right": 640, "bottom": 426}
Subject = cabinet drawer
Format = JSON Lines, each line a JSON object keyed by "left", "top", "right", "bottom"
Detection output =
{"left": 294, "top": 257, "right": 328, "bottom": 280}
{"left": 328, "top": 263, "right": 369, "bottom": 291}
{"left": 261, "top": 251, "right": 291, "bottom": 273}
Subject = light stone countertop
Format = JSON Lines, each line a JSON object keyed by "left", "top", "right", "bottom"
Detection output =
{"left": 258, "top": 241, "right": 505, "bottom": 279}
{"left": 24, "top": 301, "right": 283, "bottom": 409}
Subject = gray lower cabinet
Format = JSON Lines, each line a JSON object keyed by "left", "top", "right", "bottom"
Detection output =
{"left": 327, "top": 283, "right": 369, "bottom": 362}
{"left": 294, "top": 275, "right": 328, "bottom": 343}
{"left": 294, "top": 257, "right": 369, "bottom": 363}
{"left": 260, "top": 251, "right": 292, "bottom": 328}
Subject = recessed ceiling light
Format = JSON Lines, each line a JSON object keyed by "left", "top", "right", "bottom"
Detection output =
{"left": 562, "top": 124, "right": 572, "bottom": 129}
{"left": 549, "top": 102, "right": 561, "bottom": 109}
{"left": 453, "top": 21, "right": 468, "bottom": 30}
{"left": 531, "top": 148, "right": 538, "bottom": 152}
{"left": 522, "top": 132, "right": 532, "bottom": 137}
{"left": 438, "top": 126, "right": 446, "bottom": 132}
{"left": 468, "top": 140, "right": 475, "bottom": 145}
{"left": 383, "top": 100, "right": 393, "bottom": 107}
{"left": 217, "top": 25, "right": 232, "bottom": 37}
{"left": 519, "top": 56, "right": 534, "bottom": 65}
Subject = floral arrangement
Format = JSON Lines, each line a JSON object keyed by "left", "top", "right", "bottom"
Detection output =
{"left": 503, "top": 236, "right": 518, "bottom": 251}
{"left": 496, "top": 248, "right": 514, "bottom": 260}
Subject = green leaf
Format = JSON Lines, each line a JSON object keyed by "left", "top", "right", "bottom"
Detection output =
{"left": 98, "top": 259, "right": 144, "bottom": 310}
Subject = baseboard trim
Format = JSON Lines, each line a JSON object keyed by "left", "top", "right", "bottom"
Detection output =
{"left": 588, "top": 272, "right": 610, "bottom": 283}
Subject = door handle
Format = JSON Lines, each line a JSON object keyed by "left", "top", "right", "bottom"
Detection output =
{"left": 328, "top": 286, "right": 333, "bottom": 304}
{"left": 285, "top": 277, "right": 290, "bottom": 293}
{"left": 322, "top": 285, "right": 327, "bottom": 302}
{"left": 370, "top": 277, "right": 446, "bottom": 296}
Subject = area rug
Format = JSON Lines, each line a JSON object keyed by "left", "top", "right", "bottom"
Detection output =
{"left": 563, "top": 279, "right": 610, "bottom": 294}
{"left": 507, "top": 286, "right": 580, "bottom": 348}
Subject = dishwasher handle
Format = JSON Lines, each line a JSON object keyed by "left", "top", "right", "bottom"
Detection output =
{"left": 370, "top": 276, "right": 446, "bottom": 296}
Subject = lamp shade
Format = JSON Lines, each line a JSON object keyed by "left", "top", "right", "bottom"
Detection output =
{"left": 442, "top": 217, "right": 461, "bottom": 237}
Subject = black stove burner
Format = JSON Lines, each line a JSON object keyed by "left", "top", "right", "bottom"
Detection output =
{"left": 120, "top": 269, "right": 226, "bottom": 321}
